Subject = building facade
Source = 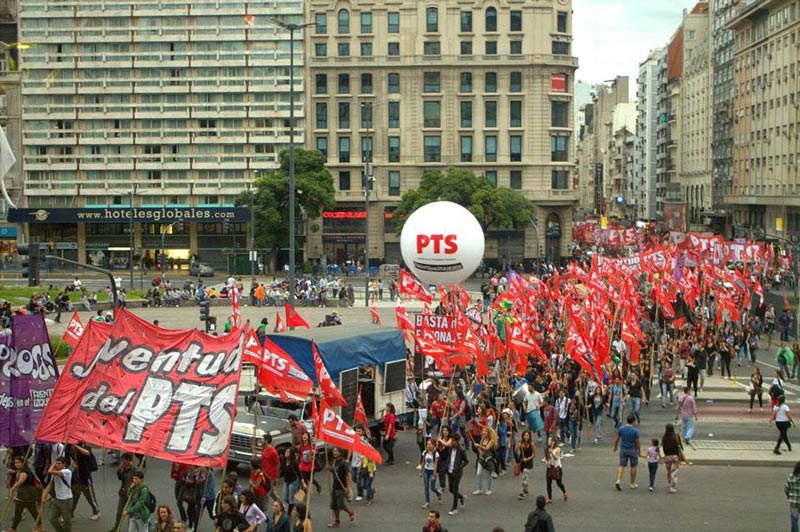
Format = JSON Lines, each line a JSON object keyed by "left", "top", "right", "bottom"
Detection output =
{"left": 303, "top": 0, "right": 579, "bottom": 268}
{"left": 710, "top": 0, "right": 736, "bottom": 213}
{"left": 0, "top": 0, "right": 23, "bottom": 254}
{"left": 634, "top": 49, "right": 662, "bottom": 220}
{"left": 727, "top": 0, "right": 800, "bottom": 239}
{"left": 16, "top": 0, "right": 306, "bottom": 272}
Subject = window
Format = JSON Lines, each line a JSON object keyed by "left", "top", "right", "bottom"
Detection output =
{"left": 424, "top": 136, "right": 441, "bottom": 162}
{"left": 551, "top": 136, "right": 568, "bottom": 162}
{"left": 388, "top": 73, "right": 400, "bottom": 93}
{"left": 510, "top": 101, "right": 522, "bottom": 127}
{"left": 315, "top": 43, "right": 327, "bottom": 57}
{"left": 361, "top": 136, "right": 373, "bottom": 162}
{"left": 485, "top": 72, "right": 497, "bottom": 92}
{"left": 485, "top": 135, "right": 497, "bottom": 162}
{"left": 424, "top": 42, "right": 441, "bottom": 55}
{"left": 360, "top": 104, "right": 373, "bottom": 129}
{"left": 338, "top": 74, "right": 350, "bottom": 94}
{"left": 485, "top": 101, "right": 497, "bottom": 128}
{"left": 485, "top": 41, "right": 498, "bottom": 55}
{"left": 510, "top": 170, "right": 522, "bottom": 190}
{"left": 388, "top": 42, "right": 400, "bottom": 56}
{"left": 551, "top": 101, "right": 569, "bottom": 127}
{"left": 388, "top": 101, "right": 400, "bottom": 128}
{"left": 424, "top": 72, "right": 441, "bottom": 93}
{"left": 460, "top": 101, "right": 473, "bottom": 127}
{"left": 389, "top": 171, "right": 400, "bottom": 196}
{"left": 460, "top": 72, "right": 473, "bottom": 92}
{"left": 316, "top": 136, "right": 328, "bottom": 157}
{"left": 338, "top": 42, "right": 350, "bottom": 57}
{"left": 388, "top": 136, "right": 400, "bottom": 162}
{"left": 339, "top": 170, "right": 351, "bottom": 191}
{"left": 315, "top": 13, "right": 327, "bottom": 34}
{"left": 426, "top": 7, "right": 438, "bottom": 32}
{"left": 460, "top": 41, "right": 472, "bottom": 55}
{"left": 360, "top": 42, "right": 373, "bottom": 56}
{"left": 339, "top": 137, "right": 351, "bottom": 163}
{"left": 551, "top": 170, "right": 569, "bottom": 189}
{"left": 485, "top": 7, "right": 497, "bottom": 31}
{"left": 510, "top": 10, "right": 522, "bottom": 31}
{"left": 315, "top": 102, "right": 328, "bottom": 129}
{"left": 461, "top": 135, "right": 473, "bottom": 162}
{"left": 315, "top": 74, "right": 327, "bottom": 94}
{"left": 361, "top": 73, "right": 373, "bottom": 94}
{"left": 361, "top": 12, "right": 373, "bottom": 34}
{"left": 510, "top": 71, "right": 522, "bottom": 92}
{"left": 485, "top": 171, "right": 497, "bottom": 187}
{"left": 423, "top": 101, "right": 441, "bottom": 128}
{"left": 552, "top": 41, "right": 570, "bottom": 55}
{"left": 557, "top": 11, "right": 568, "bottom": 33}
{"left": 510, "top": 135, "right": 522, "bottom": 162}
{"left": 338, "top": 102, "right": 350, "bottom": 129}
{"left": 388, "top": 12, "right": 400, "bottom": 33}
{"left": 510, "top": 40, "right": 522, "bottom": 55}
{"left": 460, "top": 10, "right": 473, "bottom": 32}
{"left": 338, "top": 9, "right": 350, "bottom": 34}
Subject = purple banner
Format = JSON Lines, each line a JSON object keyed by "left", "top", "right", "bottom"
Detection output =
{"left": 0, "top": 314, "right": 59, "bottom": 447}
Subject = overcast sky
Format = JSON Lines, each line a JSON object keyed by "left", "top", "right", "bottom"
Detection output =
{"left": 572, "top": 0, "right": 701, "bottom": 98}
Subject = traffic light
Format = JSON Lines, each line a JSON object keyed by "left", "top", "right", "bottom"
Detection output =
{"left": 18, "top": 243, "right": 41, "bottom": 287}
{"left": 199, "top": 300, "right": 211, "bottom": 322}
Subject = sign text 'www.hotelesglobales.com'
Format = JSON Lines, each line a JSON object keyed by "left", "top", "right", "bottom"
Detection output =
{"left": 35, "top": 310, "right": 244, "bottom": 468}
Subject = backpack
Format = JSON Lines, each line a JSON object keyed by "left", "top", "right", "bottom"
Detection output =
{"left": 87, "top": 450, "right": 98, "bottom": 473}
{"left": 145, "top": 488, "right": 157, "bottom": 513}
{"left": 770, "top": 382, "right": 784, "bottom": 399}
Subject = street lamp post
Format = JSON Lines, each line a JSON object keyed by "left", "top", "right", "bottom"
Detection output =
{"left": 247, "top": 180, "right": 256, "bottom": 280}
{"left": 271, "top": 19, "right": 314, "bottom": 308}
{"left": 361, "top": 102, "right": 374, "bottom": 307}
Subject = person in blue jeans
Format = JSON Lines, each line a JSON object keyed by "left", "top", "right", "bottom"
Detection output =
{"left": 643, "top": 438, "right": 661, "bottom": 492}
{"left": 609, "top": 377, "right": 628, "bottom": 429}
{"left": 784, "top": 460, "right": 800, "bottom": 532}
{"left": 613, "top": 414, "right": 641, "bottom": 490}
{"left": 419, "top": 440, "right": 441, "bottom": 508}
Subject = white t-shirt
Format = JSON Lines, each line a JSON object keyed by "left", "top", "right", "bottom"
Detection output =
{"left": 422, "top": 450, "right": 439, "bottom": 471}
{"left": 53, "top": 469, "right": 72, "bottom": 500}
{"left": 775, "top": 404, "right": 791, "bottom": 422}
{"left": 350, "top": 451, "right": 362, "bottom": 468}
{"left": 525, "top": 390, "right": 542, "bottom": 413}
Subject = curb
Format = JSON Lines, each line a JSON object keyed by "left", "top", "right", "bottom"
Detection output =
{"left": 686, "top": 458, "right": 791, "bottom": 467}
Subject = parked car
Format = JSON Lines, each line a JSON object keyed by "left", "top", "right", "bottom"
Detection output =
{"left": 190, "top": 262, "right": 215, "bottom": 277}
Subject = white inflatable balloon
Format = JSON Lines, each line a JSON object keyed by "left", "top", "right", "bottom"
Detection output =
{"left": 400, "top": 201, "right": 485, "bottom": 285}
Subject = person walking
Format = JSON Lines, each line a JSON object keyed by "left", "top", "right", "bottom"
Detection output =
{"left": 613, "top": 414, "right": 641, "bottom": 491}
{"left": 43, "top": 456, "right": 73, "bottom": 532}
{"left": 544, "top": 436, "right": 567, "bottom": 504}
{"left": 382, "top": 403, "right": 397, "bottom": 466}
{"left": 6, "top": 454, "right": 42, "bottom": 532}
{"left": 660, "top": 363, "right": 676, "bottom": 406}
{"left": 785, "top": 461, "right": 800, "bottom": 532}
{"left": 420, "top": 439, "right": 442, "bottom": 508}
{"left": 661, "top": 423, "right": 683, "bottom": 493}
{"left": 675, "top": 386, "right": 698, "bottom": 444}
{"left": 473, "top": 427, "right": 497, "bottom": 496}
{"left": 69, "top": 441, "right": 100, "bottom": 520}
{"left": 523, "top": 383, "right": 544, "bottom": 438}
{"left": 445, "top": 433, "right": 469, "bottom": 516}
{"left": 771, "top": 395, "right": 795, "bottom": 455}
{"left": 591, "top": 386, "right": 605, "bottom": 444}
{"left": 422, "top": 509, "right": 448, "bottom": 532}
{"left": 643, "top": 438, "right": 662, "bottom": 492}
{"left": 111, "top": 452, "right": 135, "bottom": 532}
{"left": 327, "top": 448, "right": 356, "bottom": 528}
{"left": 516, "top": 430, "right": 537, "bottom": 500}
{"left": 748, "top": 366, "right": 765, "bottom": 413}
{"left": 523, "top": 495, "right": 556, "bottom": 532}
{"left": 123, "top": 470, "right": 152, "bottom": 532}
{"left": 279, "top": 448, "right": 301, "bottom": 511}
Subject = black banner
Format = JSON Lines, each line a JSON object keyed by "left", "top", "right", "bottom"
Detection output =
{"left": 8, "top": 207, "right": 251, "bottom": 224}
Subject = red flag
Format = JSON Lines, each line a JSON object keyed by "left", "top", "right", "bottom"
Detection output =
{"left": 242, "top": 328, "right": 263, "bottom": 365}
{"left": 354, "top": 386, "right": 369, "bottom": 428}
{"left": 459, "top": 284, "right": 472, "bottom": 308}
{"left": 231, "top": 287, "right": 241, "bottom": 329}
{"left": 259, "top": 337, "right": 314, "bottom": 400}
{"left": 369, "top": 298, "right": 382, "bottom": 325}
{"left": 284, "top": 302, "right": 311, "bottom": 329}
{"left": 395, "top": 302, "right": 414, "bottom": 331}
{"left": 399, "top": 269, "right": 432, "bottom": 303}
{"left": 316, "top": 398, "right": 382, "bottom": 464}
{"left": 753, "top": 279, "right": 764, "bottom": 305}
{"left": 62, "top": 311, "right": 84, "bottom": 348}
{"left": 785, "top": 291, "right": 791, "bottom": 310}
{"left": 313, "top": 342, "right": 347, "bottom": 406}
{"left": 274, "top": 313, "right": 286, "bottom": 333}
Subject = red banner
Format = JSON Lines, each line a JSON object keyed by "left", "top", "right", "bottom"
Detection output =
{"left": 35, "top": 309, "right": 244, "bottom": 468}
{"left": 62, "top": 311, "right": 84, "bottom": 348}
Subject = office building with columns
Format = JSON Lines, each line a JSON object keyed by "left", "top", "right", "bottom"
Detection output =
{"left": 303, "top": 0, "right": 579, "bottom": 269}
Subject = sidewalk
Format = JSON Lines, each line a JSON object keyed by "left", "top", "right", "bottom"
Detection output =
{"left": 684, "top": 439, "right": 796, "bottom": 467}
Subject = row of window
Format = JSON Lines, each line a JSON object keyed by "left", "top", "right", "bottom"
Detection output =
{"left": 316, "top": 8, "right": 568, "bottom": 35}
{"left": 314, "top": 100, "right": 570, "bottom": 130}
{"left": 334, "top": 168, "right": 570, "bottom": 194}
{"left": 314, "top": 38, "right": 561, "bottom": 58}
{"left": 313, "top": 134, "right": 569, "bottom": 164}
{"left": 315, "top": 71, "right": 542, "bottom": 95}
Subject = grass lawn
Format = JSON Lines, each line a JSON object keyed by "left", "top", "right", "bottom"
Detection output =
{"left": 0, "top": 285, "right": 148, "bottom": 305}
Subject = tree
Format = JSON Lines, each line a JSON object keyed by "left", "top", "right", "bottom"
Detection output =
{"left": 236, "top": 149, "right": 336, "bottom": 269}
{"left": 391, "top": 168, "right": 535, "bottom": 233}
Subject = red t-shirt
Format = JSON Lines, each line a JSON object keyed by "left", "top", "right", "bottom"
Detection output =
{"left": 261, "top": 445, "right": 280, "bottom": 480}
{"left": 250, "top": 470, "right": 268, "bottom": 496}
{"left": 298, "top": 442, "right": 314, "bottom": 473}
{"left": 384, "top": 412, "right": 396, "bottom": 440}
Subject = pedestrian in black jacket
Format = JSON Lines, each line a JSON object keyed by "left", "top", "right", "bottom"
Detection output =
{"left": 524, "top": 495, "right": 556, "bottom": 532}
{"left": 445, "top": 433, "right": 469, "bottom": 515}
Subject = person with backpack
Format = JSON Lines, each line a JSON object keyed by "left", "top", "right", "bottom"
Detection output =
{"left": 770, "top": 370, "right": 787, "bottom": 409}
{"left": 123, "top": 470, "right": 153, "bottom": 532}
{"left": 69, "top": 441, "right": 101, "bottom": 520}
{"left": 7, "top": 454, "right": 43, "bottom": 532}
{"left": 42, "top": 455, "right": 73, "bottom": 532}
{"left": 523, "top": 495, "right": 556, "bottom": 532}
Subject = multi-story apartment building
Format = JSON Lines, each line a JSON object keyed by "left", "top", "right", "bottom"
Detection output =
{"left": 727, "top": 0, "right": 800, "bottom": 238}
{"left": 14, "top": 0, "right": 305, "bottom": 272}
{"left": 634, "top": 49, "right": 662, "bottom": 220}
{"left": 679, "top": 3, "right": 713, "bottom": 225}
{"left": 606, "top": 102, "right": 636, "bottom": 218}
{"left": 0, "top": 0, "right": 23, "bottom": 253}
{"left": 303, "top": 0, "right": 579, "bottom": 268}
{"left": 711, "top": 0, "right": 736, "bottom": 213}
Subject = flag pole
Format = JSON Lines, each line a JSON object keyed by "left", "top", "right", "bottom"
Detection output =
{"left": 0, "top": 442, "right": 35, "bottom": 525}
